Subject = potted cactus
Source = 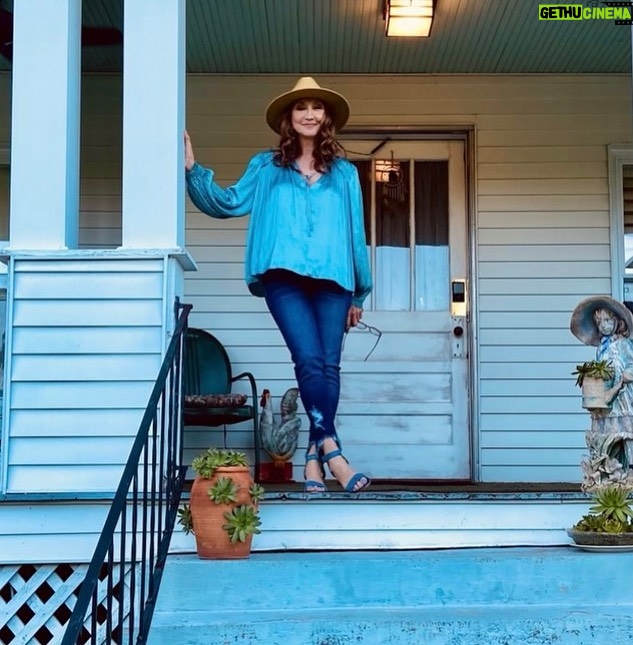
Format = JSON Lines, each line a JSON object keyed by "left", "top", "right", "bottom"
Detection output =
{"left": 567, "top": 484, "right": 633, "bottom": 548}
{"left": 177, "top": 448, "right": 264, "bottom": 559}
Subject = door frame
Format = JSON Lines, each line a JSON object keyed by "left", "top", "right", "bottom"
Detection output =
{"left": 341, "top": 128, "right": 480, "bottom": 481}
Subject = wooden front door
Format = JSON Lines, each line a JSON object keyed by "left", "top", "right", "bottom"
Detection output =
{"left": 340, "top": 139, "right": 470, "bottom": 480}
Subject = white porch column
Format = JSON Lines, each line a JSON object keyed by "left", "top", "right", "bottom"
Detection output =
{"left": 121, "top": 0, "right": 186, "bottom": 249}
{"left": 9, "top": 0, "right": 81, "bottom": 249}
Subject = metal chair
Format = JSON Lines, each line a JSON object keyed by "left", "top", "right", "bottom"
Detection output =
{"left": 183, "top": 327, "right": 260, "bottom": 478}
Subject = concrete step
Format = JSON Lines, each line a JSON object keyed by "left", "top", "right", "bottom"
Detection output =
{"left": 148, "top": 547, "right": 633, "bottom": 645}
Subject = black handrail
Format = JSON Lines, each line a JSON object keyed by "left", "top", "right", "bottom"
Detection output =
{"left": 62, "top": 301, "right": 193, "bottom": 645}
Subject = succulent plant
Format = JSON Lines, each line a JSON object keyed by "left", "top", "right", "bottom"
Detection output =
{"left": 589, "top": 485, "right": 633, "bottom": 523}
{"left": 177, "top": 504, "right": 194, "bottom": 535}
{"left": 572, "top": 359, "right": 614, "bottom": 387}
{"left": 573, "top": 484, "right": 633, "bottom": 533}
{"left": 574, "top": 513, "right": 603, "bottom": 532}
{"left": 192, "top": 448, "right": 249, "bottom": 478}
{"left": 222, "top": 504, "right": 262, "bottom": 543}
{"left": 249, "top": 483, "right": 265, "bottom": 504}
{"left": 601, "top": 518, "right": 630, "bottom": 534}
{"left": 208, "top": 476, "right": 240, "bottom": 505}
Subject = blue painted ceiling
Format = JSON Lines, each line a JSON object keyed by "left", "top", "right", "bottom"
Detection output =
{"left": 0, "top": 0, "right": 630, "bottom": 74}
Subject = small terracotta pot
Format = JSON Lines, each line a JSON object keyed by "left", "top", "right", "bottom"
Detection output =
{"left": 190, "top": 466, "right": 255, "bottom": 559}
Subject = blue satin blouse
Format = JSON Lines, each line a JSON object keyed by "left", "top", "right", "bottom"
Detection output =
{"left": 185, "top": 150, "right": 373, "bottom": 307}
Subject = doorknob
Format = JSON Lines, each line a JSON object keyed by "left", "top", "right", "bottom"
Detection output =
{"left": 451, "top": 316, "right": 467, "bottom": 358}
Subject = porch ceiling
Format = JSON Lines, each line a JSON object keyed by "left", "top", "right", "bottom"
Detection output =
{"left": 0, "top": 0, "right": 630, "bottom": 74}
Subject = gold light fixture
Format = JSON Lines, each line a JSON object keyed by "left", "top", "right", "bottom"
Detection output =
{"left": 384, "top": 0, "right": 434, "bottom": 38}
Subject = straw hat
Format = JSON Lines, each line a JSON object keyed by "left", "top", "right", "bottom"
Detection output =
{"left": 265, "top": 77, "right": 350, "bottom": 134}
{"left": 570, "top": 295, "right": 633, "bottom": 346}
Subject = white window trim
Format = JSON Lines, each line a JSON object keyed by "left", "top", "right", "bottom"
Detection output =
{"left": 608, "top": 143, "right": 633, "bottom": 301}
{"left": 0, "top": 145, "right": 8, "bottom": 283}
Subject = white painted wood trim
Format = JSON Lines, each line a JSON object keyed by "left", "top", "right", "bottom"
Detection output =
{"left": 1, "top": 255, "right": 15, "bottom": 492}
{"left": 467, "top": 128, "right": 481, "bottom": 482}
{"left": 169, "top": 498, "right": 592, "bottom": 554}
{"left": 608, "top": 143, "right": 633, "bottom": 300}
{"left": 9, "top": 0, "right": 81, "bottom": 249}
{"left": 0, "top": 248, "right": 197, "bottom": 271}
{"left": 121, "top": 0, "right": 186, "bottom": 249}
{"left": 0, "top": 497, "right": 591, "bottom": 564}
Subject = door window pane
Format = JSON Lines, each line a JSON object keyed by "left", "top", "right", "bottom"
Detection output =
{"left": 353, "top": 157, "right": 450, "bottom": 312}
{"left": 414, "top": 161, "right": 449, "bottom": 311}
{"left": 375, "top": 160, "right": 410, "bottom": 310}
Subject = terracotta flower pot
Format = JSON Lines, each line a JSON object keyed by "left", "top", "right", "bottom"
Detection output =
{"left": 190, "top": 466, "right": 255, "bottom": 559}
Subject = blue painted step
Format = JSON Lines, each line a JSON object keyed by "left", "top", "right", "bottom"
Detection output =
{"left": 149, "top": 547, "right": 633, "bottom": 645}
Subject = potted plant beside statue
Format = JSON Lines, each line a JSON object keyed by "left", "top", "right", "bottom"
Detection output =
{"left": 567, "top": 484, "right": 633, "bottom": 547}
{"left": 177, "top": 448, "right": 264, "bottom": 559}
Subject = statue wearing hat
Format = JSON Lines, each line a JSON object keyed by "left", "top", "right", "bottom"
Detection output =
{"left": 570, "top": 295, "right": 633, "bottom": 489}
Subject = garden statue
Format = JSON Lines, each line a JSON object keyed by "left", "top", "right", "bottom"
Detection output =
{"left": 258, "top": 388, "right": 301, "bottom": 482}
{"left": 570, "top": 295, "right": 633, "bottom": 490}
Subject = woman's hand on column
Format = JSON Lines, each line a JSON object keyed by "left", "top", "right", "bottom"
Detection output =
{"left": 346, "top": 305, "right": 363, "bottom": 331}
{"left": 184, "top": 130, "right": 195, "bottom": 171}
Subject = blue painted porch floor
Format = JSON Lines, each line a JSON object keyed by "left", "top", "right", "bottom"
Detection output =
{"left": 149, "top": 546, "right": 633, "bottom": 645}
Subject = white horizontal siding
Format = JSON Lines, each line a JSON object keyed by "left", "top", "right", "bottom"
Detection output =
{"left": 0, "top": 502, "right": 108, "bottom": 564}
{"left": 10, "top": 409, "right": 149, "bottom": 437}
{"left": 473, "top": 76, "right": 629, "bottom": 480}
{"left": 3, "top": 257, "right": 167, "bottom": 493}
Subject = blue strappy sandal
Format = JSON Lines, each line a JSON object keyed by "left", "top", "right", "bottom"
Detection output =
{"left": 304, "top": 447, "right": 327, "bottom": 493}
{"left": 319, "top": 440, "right": 371, "bottom": 493}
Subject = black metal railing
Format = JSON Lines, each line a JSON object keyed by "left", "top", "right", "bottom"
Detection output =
{"left": 62, "top": 301, "right": 193, "bottom": 645}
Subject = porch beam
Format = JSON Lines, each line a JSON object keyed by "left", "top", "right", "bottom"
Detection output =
{"left": 121, "top": 0, "right": 186, "bottom": 249}
{"left": 9, "top": 0, "right": 81, "bottom": 249}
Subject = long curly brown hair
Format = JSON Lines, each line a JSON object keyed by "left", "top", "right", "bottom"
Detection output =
{"left": 273, "top": 101, "right": 345, "bottom": 173}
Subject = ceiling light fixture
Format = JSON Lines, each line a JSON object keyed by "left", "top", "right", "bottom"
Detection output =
{"left": 384, "top": 0, "right": 435, "bottom": 38}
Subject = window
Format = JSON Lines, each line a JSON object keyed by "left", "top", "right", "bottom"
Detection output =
{"left": 609, "top": 145, "right": 633, "bottom": 301}
{"left": 353, "top": 158, "right": 450, "bottom": 311}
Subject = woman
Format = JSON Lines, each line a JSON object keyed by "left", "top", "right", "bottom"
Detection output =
{"left": 184, "top": 77, "right": 372, "bottom": 493}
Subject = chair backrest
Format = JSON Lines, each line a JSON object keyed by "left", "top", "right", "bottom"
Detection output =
{"left": 183, "top": 328, "right": 232, "bottom": 396}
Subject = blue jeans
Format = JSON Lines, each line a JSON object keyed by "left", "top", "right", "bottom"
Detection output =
{"left": 262, "top": 269, "right": 352, "bottom": 448}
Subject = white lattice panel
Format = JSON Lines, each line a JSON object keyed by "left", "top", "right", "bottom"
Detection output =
{"left": 0, "top": 563, "right": 136, "bottom": 644}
